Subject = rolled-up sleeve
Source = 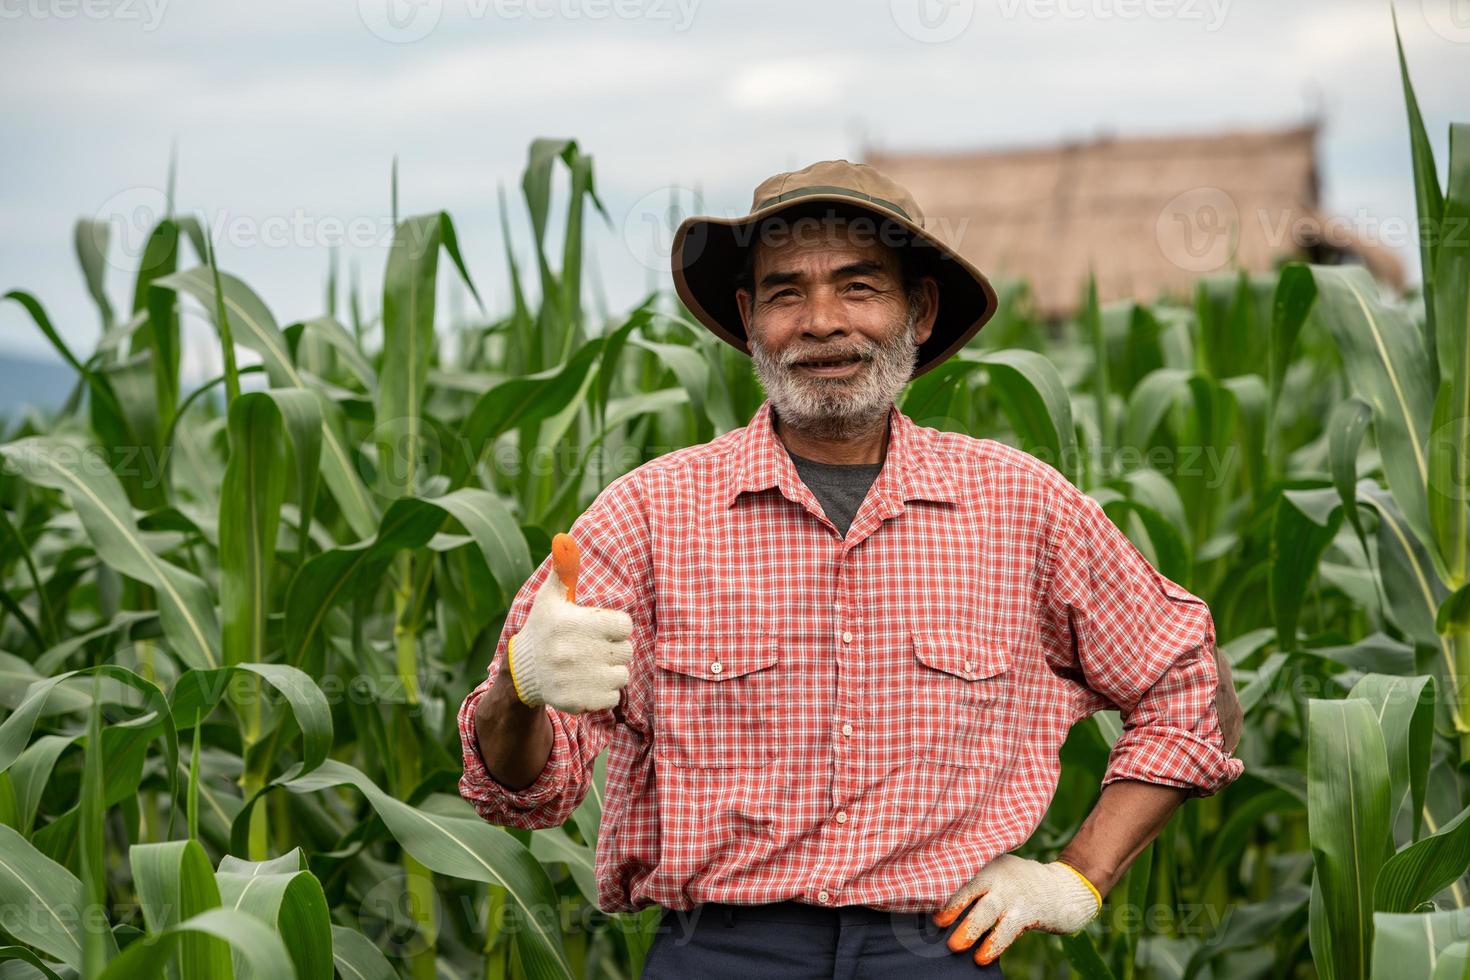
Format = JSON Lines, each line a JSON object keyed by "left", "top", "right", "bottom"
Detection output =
{"left": 457, "top": 471, "right": 653, "bottom": 828}
{"left": 1040, "top": 486, "right": 1244, "bottom": 798}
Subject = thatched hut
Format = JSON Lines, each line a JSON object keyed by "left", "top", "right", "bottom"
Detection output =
{"left": 864, "top": 124, "right": 1405, "bottom": 319}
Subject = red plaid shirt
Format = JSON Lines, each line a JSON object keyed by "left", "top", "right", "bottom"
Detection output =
{"left": 458, "top": 398, "right": 1243, "bottom": 913}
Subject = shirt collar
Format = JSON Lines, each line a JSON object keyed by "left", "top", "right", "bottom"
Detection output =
{"left": 723, "top": 397, "right": 962, "bottom": 509}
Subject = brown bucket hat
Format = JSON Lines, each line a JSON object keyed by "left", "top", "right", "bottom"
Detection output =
{"left": 670, "top": 159, "right": 998, "bottom": 379}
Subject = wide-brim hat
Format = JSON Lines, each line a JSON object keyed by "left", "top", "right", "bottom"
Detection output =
{"left": 670, "top": 159, "right": 998, "bottom": 379}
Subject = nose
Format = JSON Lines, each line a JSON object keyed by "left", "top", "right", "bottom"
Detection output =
{"left": 801, "top": 286, "right": 847, "bottom": 341}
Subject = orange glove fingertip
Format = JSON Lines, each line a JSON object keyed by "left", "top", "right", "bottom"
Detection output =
{"left": 551, "top": 532, "right": 580, "bottom": 603}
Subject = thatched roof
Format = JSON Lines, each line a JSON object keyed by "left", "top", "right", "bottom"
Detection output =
{"left": 864, "top": 124, "right": 1406, "bottom": 319}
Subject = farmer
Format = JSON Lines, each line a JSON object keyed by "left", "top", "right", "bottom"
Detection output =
{"left": 458, "top": 160, "right": 1244, "bottom": 976}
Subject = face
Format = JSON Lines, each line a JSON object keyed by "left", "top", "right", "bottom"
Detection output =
{"left": 734, "top": 219, "right": 939, "bottom": 440}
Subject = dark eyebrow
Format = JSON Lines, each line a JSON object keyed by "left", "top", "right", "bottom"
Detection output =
{"left": 833, "top": 260, "right": 886, "bottom": 279}
{"left": 758, "top": 270, "right": 801, "bottom": 290}
{"left": 757, "top": 259, "right": 889, "bottom": 291}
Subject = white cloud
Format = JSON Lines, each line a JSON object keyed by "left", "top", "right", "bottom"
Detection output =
{"left": 724, "top": 56, "right": 859, "bottom": 112}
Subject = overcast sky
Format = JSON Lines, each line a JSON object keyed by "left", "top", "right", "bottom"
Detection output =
{"left": 1, "top": 0, "right": 1465, "bottom": 376}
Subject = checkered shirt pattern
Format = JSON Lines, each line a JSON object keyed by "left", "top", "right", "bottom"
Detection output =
{"left": 457, "top": 397, "right": 1243, "bottom": 913}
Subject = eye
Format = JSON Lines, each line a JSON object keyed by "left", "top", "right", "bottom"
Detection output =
{"left": 767, "top": 288, "right": 797, "bottom": 301}
{"left": 847, "top": 282, "right": 875, "bottom": 293}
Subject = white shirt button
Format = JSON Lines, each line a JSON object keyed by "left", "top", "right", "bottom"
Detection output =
{"left": 710, "top": 661, "right": 722, "bottom": 674}
{"left": 841, "top": 630, "right": 853, "bottom": 643}
{"left": 840, "top": 723, "right": 853, "bottom": 737}
{"left": 835, "top": 810, "right": 848, "bottom": 824}
{"left": 817, "top": 890, "right": 831, "bottom": 903}
{"left": 963, "top": 661, "right": 974, "bottom": 672}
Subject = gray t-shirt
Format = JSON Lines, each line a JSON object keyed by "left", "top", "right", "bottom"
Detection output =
{"left": 786, "top": 448, "right": 885, "bottom": 537}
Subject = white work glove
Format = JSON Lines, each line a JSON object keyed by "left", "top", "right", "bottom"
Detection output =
{"left": 931, "top": 854, "right": 1102, "bottom": 965}
{"left": 503, "top": 569, "right": 634, "bottom": 713}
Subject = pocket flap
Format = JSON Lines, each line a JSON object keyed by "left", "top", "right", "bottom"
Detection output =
{"left": 911, "top": 629, "right": 1009, "bottom": 681}
{"left": 654, "top": 631, "right": 778, "bottom": 681}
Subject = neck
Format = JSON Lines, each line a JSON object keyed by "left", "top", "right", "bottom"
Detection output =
{"left": 773, "top": 403, "right": 892, "bottom": 465}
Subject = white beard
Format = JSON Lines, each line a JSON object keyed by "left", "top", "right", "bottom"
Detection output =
{"left": 748, "top": 305, "right": 921, "bottom": 442}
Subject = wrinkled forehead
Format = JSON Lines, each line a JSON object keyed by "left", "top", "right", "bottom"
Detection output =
{"left": 749, "top": 215, "right": 904, "bottom": 279}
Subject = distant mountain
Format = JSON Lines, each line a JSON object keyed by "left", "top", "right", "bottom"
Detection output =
{"left": 0, "top": 351, "right": 76, "bottom": 420}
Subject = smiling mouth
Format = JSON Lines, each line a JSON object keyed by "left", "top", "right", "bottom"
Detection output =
{"left": 792, "top": 353, "right": 868, "bottom": 374}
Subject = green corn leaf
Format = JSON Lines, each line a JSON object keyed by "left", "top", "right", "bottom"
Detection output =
{"left": 1307, "top": 698, "right": 1393, "bottom": 980}
{"left": 79, "top": 676, "right": 108, "bottom": 976}
{"left": 1271, "top": 487, "right": 1343, "bottom": 651}
{"left": 215, "top": 850, "right": 332, "bottom": 980}
{"left": 130, "top": 839, "right": 233, "bottom": 979}
{"left": 152, "top": 266, "right": 380, "bottom": 539}
{"left": 263, "top": 759, "right": 576, "bottom": 980}
{"left": 330, "top": 925, "right": 397, "bottom": 980}
{"left": 0, "top": 824, "right": 117, "bottom": 970}
{"left": 220, "top": 392, "right": 290, "bottom": 667}
{"left": 1393, "top": 7, "right": 1445, "bottom": 357}
{"left": 1293, "top": 265, "right": 1438, "bottom": 572}
{"left": 977, "top": 348, "right": 1079, "bottom": 485}
{"left": 171, "top": 663, "right": 334, "bottom": 776}
{"left": 73, "top": 218, "right": 115, "bottom": 332}
{"left": 0, "top": 666, "right": 177, "bottom": 793}
{"left": 1371, "top": 907, "right": 1470, "bottom": 979}
{"left": 282, "top": 489, "right": 531, "bottom": 668}
{"left": 1348, "top": 673, "right": 1436, "bottom": 843}
{"left": 95, "top": 907, "right": 294, "bottom": 980}
{"left": 0, "top": 436, "right": 221, "bottom": 671}
{"left": 1428, "top": 123, "right": 1470, "bottom": 588}
{"left": 1376, "top": 799, "right": 1470, "bottom": 914}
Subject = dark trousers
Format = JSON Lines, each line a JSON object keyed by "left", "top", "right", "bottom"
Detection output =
{"left": 639, "top": 899, "right": 1005, "bottom": 978}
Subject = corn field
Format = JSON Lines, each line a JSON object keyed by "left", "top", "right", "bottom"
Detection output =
{"left": 0, "top": 20, "right": 1465, "bottom": 980}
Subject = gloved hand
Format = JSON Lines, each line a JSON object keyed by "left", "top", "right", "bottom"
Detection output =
{"left": 504, "top": 537, "right": 634, "bottom": 714}
{"left": 931, "top": 854, "right": 1102, "bottom": 965}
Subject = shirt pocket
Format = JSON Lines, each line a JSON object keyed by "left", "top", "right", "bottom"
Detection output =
{"left": 652, "top": 631, "right": 780, "bottom": 768}
{"left": 909, "top": 627, "right": 1011, "bottom": 769}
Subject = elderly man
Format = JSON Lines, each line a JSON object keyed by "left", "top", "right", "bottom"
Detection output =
{"left": 457, "top": 160, "right": 1244, "bottom": 976}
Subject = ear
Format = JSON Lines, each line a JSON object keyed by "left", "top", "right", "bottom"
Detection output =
{"left": 911, "top": 275, "right": 940, "bottom": 346}
{"left": 735, "top": 288, "right": 754, "bottom": 342}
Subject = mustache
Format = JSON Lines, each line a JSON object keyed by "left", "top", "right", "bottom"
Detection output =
{"left": 779, "top": 343, "right": 878, "bottom": 367}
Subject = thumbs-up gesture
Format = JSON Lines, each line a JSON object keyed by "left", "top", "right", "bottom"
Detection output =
{"left": 504, "top": 533, "right": 635, "bottom": 714}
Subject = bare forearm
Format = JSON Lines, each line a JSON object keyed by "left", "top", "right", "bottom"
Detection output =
{"left": 472, "top": 662, "right": 554, "bottom": 791}
{"left": 1056, "top": 779, "right": 1188, "bottom": 896}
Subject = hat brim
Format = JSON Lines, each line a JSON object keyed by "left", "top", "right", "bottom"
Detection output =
{"left": 670, "top": 194, "right": 998, "bottom": 380}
